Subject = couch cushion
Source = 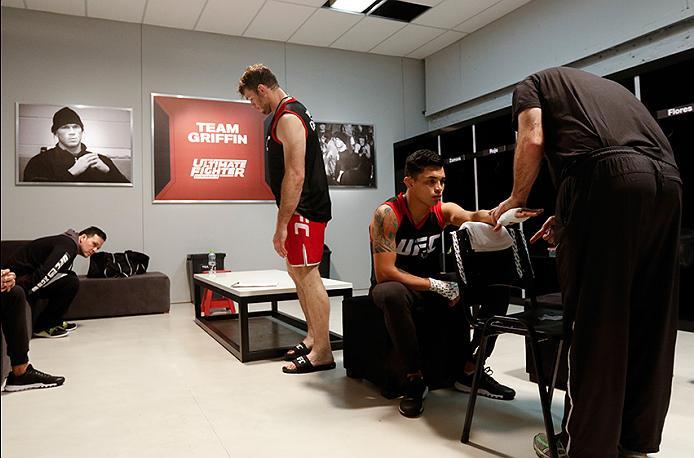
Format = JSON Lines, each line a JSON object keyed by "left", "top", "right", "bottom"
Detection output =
{"left": 65, "top": 272, "right": 170, "bottom": 320}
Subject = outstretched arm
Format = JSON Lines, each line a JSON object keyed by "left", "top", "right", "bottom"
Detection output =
{"left": 442, "top": 202, "right": 494, "bottom": 227}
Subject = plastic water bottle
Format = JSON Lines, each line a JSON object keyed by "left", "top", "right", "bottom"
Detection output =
{"left": 208, "top": 252, "right": 217, "bottom": 275}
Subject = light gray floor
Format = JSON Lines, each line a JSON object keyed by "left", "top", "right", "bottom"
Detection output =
{"left": 2, "top": 298, "right": 693, "bottom": 458}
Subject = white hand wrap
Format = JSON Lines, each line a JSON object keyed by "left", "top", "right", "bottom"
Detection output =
{"left": 429, "top": 278, "right": 460, "bottom": 301}
{"left": 497, "top": 208, "right": 530, "bottom": 226}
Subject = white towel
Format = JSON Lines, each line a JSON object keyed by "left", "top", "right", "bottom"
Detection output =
{"left": 460, "top": 221, "right": 513, "bottom": 252}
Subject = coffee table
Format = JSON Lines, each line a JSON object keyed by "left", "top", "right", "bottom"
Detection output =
{"left": 193, "top": 269, "right": 353, "bottom": 362}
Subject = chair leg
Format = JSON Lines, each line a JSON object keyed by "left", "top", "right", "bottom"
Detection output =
{"left": 528, "top": 336, "right": 560, "bottom": 458}
{"left": 548, "top": 340, "right": 563, "bottom": 405}
{"left": 461, "top": 334, "right": 489, "bottom": 443}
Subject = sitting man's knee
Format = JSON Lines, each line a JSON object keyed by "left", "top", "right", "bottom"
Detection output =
{"left": 371, "top": 282, "right": 409, "bottom": 308}
{"left": 4, "top": 285, "right": 27, "bottom": 304}
{"left": 57, "top": 271, "right": 80, "bottom": 293}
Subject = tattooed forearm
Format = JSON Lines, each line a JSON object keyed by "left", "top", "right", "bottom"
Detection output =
{"left": 372, "top": 206, "right": 398, "bottom": 254}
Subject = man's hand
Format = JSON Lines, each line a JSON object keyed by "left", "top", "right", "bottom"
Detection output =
{"left": 91, "top": 155, "right": 111, "bottom": 173}
{"left": 529, "top": 216, "right": 557, "bottom": 245}
{"left": 490, "top": 196, "right": 525, "bottom": 229}
{"left": 68, "top": 153, "right": 110, "bottom": 176}
{"left": 273, "top": 224, "right": 288, "bottom": 258}
{"left": 1, "top": 269, "right": 16, "bottom": 293}
{"left": 429, "top": 278, "right": 460, "bottom": 306}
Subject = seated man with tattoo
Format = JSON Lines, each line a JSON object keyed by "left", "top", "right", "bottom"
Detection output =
{"left": 369, "top": 149, "right": 540, "bottom": 417}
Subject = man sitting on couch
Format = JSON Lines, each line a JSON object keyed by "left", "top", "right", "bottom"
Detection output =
{"left": 6, "top": 227, "right": 106, "bottom": 338}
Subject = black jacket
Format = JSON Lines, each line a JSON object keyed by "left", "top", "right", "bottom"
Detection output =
{"left": 5, "top": 230, "right": 79, "bottom": 294}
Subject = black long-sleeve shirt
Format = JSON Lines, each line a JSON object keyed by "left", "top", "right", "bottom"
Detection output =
{"left": 6, "top": 230, "right": 79, "bottom": 294}
{"left": 23, "top": 144, "right": 130, "bottom": 183}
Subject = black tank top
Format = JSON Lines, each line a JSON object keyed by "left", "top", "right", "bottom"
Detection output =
{"left": 265, "top": 97, "right": 331, "bottom": 222}
{"left": 370, "top": 193, "right": 446, "bottom": 285}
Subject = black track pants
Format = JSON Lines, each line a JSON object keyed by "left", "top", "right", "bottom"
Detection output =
{"left": 28, "top": 271, "right": 80, "bottom": 332}
{"left": 370, "top": 281, "right": 508, "bottom": 376}
{"left": 1, "top": 286, "right": 30, "bottom": 366}
{"left": 556, "top": 153, "right": 681, "bottom": 457}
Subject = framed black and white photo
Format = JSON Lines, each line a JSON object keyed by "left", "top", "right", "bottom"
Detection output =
{"left": 15, "top": 103, "right": 133, "bottom": 186}
{"left": 317, "top": 122, "right": 375, "bottom": 188}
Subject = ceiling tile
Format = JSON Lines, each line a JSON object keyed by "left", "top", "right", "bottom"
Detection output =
{"left": 88, "top": 0, "right": 147, "bottom": 23}
{"left": 454, "top": 0, "right": 531, "bottom": 33}
{"left": 370, "top": 23, "right": 445, "bottom": 57}
{"left": 330, "top": 15, "right": 405, "bottom": 53}
{"left": 404, "top": 0, "right": 445, "bottom": 6}
{"left": 288, "top": 8, "right": 362, "bottom": 47}
{"left": 413, "top": 0, "right": 495, "bottom": 29}
{"left": 278, "top": 0, "right": 326, "bottom": 6}
{"left": 196, "top": 0, "right": 264, "bottom": 36}
{"left": 244, "top": 1, "right": 316, "bottom": 42}
{"left": 144, "top": 0, "right": 207, "bottom": 29}
{"left": 25, "top": 0, "right": 85, "bottom": 16}
{"left": 1, "top": 0, "right": 26, "bottom": 8}
{"left": 407, "top": 29, "right": 465, "bottom": 59}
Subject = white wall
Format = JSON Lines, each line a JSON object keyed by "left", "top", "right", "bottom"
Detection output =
{"left": 1, "top": 7, "right": 427, "bottom": 301}
{"left": 425, "top": 0, "right": 693, "bottom": 118}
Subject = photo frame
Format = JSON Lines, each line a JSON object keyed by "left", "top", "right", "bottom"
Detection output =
{"left": 151, "top": 93, "right": 274, "bottom": 203}
{"left": 317, "top": 121, "right": 376, "bottom": 188}
{"left": 16, "top": 103, "right": 133, "bottom": 186}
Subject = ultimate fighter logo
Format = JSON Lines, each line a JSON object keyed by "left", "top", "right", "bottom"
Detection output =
{"left": 190, "top": 159, "right": 247, "bottom": 179}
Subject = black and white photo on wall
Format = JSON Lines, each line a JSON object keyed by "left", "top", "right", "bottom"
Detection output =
{"left": 15, "top": 103, "right": 133, "bottom": 186}
{"left": 317, "top": 121, "right": 375, "bottom": 187}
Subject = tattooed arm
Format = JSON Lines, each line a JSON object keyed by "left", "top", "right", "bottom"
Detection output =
{"left": 370, "top": 204, "right": 431, "bottom": 290}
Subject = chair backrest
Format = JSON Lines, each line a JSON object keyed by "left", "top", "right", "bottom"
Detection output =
{"left": 449, "top": 225, "right": 537, "bottom": 309}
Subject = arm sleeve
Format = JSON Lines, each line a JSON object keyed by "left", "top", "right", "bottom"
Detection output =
{"left": 27, "top": 242, "right": 77, "bottom": 293}
{"left": 512, "top": 75, "right": 542, "bottom": 130}
{"left": 23, "top": 154, "right": 76, "bottom": 182}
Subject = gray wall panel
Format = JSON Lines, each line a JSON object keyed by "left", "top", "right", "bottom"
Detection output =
{"left": 1, "top": 8, "right": 143, "bottom": 276}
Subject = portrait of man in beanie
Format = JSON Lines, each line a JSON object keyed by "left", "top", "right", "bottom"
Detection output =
{"left": 18, "top": 105, "right": 131, "bottom": 185}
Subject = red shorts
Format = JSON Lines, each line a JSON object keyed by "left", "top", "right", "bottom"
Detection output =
{"left": 285, "top": 214, "right": 327, "bottom": 267}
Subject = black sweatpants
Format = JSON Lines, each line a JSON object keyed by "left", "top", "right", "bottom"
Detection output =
{"left": 555, "top": 152, "right": 681, "bottom": 457}
{"left": 1, "top": 286, "right": 30, "bottom": 366}
{"left": 27, "top": 271, "right": 80, "bottom": 332}
{"left": 370, "top": 281, "right": 508, "bottom": 377}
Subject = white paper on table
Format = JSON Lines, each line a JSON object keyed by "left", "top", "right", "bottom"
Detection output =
{"left": 230, "top": 282, "right": 279, "bottom": 288}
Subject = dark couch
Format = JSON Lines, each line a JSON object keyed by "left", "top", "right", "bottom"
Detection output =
{"left": 1, "top": 240, "right": 170, "bottom": 381}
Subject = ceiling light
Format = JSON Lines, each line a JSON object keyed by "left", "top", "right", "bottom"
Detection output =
{"left": 323, "top": 0, "right": 378, "bottom": 14}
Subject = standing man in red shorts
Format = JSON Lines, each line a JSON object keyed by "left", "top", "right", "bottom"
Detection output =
{"left": 238, "top": 64, "right": 334, "bottom": 374}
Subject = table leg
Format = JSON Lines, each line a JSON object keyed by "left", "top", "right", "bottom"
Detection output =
{"left": 239, "top": 300, "right": 250, "bottom": 362}
{"left": 271, "top": 300, "right": 278, "bottom": 314}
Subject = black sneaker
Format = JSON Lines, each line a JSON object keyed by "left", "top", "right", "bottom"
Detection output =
{"left": 3, "top": 364, "right": 65, "bottom": 392}
{"left": 399, "top": 378, "right": 428, "bottom": 418}
{"left": 58, "top": 321, "right": 77, "bottom": 333}
{"left": 454, "top": 366, "right": 516, "bottom": 400}
{"left": 32, "top": 326, "right": 68, "bottom": 338}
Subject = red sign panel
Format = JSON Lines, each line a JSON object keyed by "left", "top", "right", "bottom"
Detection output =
{"left": 152, "top": 95, "right": 274, "bottom": 202}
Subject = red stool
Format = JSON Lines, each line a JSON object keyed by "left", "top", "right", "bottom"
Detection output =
{"left": 201, "top": 270, "right": 237, "bottom": 316}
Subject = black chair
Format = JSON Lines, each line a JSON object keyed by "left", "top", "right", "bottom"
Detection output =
{"left": 449, "top": 224, "right": 565, "bottom": 458}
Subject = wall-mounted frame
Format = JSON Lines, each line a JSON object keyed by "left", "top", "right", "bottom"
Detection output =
{"left": 317, "top": 121, "right": 376, "bottom": 188}
{"left": 16, "top": 103, "right": 133, "bottom": 186}
{"left": 151, "top": 94, "right": 274, "bottom": 203}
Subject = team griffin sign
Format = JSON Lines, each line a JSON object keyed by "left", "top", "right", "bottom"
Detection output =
{"left": 152, "top": 95, "right": 274, "bottom": 202}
